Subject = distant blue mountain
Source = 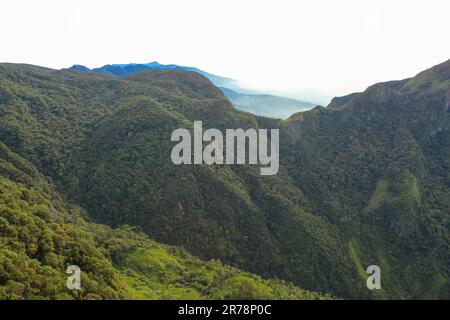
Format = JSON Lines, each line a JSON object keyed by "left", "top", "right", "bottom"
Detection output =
{"left": 68, "top": 62, "right": 239, "bottom": 88}
{"left": 67, "top": 62, "right": 316, "bottom": 118}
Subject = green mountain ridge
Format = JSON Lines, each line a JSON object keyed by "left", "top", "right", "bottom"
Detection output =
{"left": 0, "top": 60, "right": 449, "bottom": 299}
{"left": 67, "top": 62, "right": 317, "bottom": 119}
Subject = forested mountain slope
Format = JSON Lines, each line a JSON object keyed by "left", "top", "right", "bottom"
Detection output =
{"left": 0, "top": 61, "right": 448, "bottom": 299}
{"left": 0, "top": 139, "right": 325, "bottom": 299}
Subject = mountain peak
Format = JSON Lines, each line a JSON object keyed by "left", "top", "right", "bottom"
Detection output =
{"left": 328, "top": 58, "right": 450, "bottom": 111}
{"left": 69, "top": 64, "right": 91, "bottom": 72}
{"left": 402, "top": 59, "right": 450, "bottom": 94}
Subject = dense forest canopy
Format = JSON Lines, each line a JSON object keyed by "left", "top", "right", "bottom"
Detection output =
{"left": 0, "top": 60, "right": 449, "bottom": 299}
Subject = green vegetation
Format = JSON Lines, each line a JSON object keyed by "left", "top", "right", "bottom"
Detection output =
{"left": 118, "top": 248, "right": 328, "bottom": 300}
{"left": 0, "top": 60, "right": 449, "bottom": 299}
{"left": 0, "top": 142, "right": 325, "bottom": 299}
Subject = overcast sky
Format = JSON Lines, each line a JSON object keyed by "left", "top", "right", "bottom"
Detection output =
{"left": 1, "top": 0, "right": 449, "bottom": 101}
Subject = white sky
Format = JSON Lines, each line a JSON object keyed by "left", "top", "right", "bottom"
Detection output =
{"left": 1, "top": 0, "right": 449, "bottom": 101}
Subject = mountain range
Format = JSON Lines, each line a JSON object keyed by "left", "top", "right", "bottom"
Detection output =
{"left": 67, "top": 62, "right": 316, "bottom": 118}
{"left": 0, "top": 59, "right": 449, "bottom": 299}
